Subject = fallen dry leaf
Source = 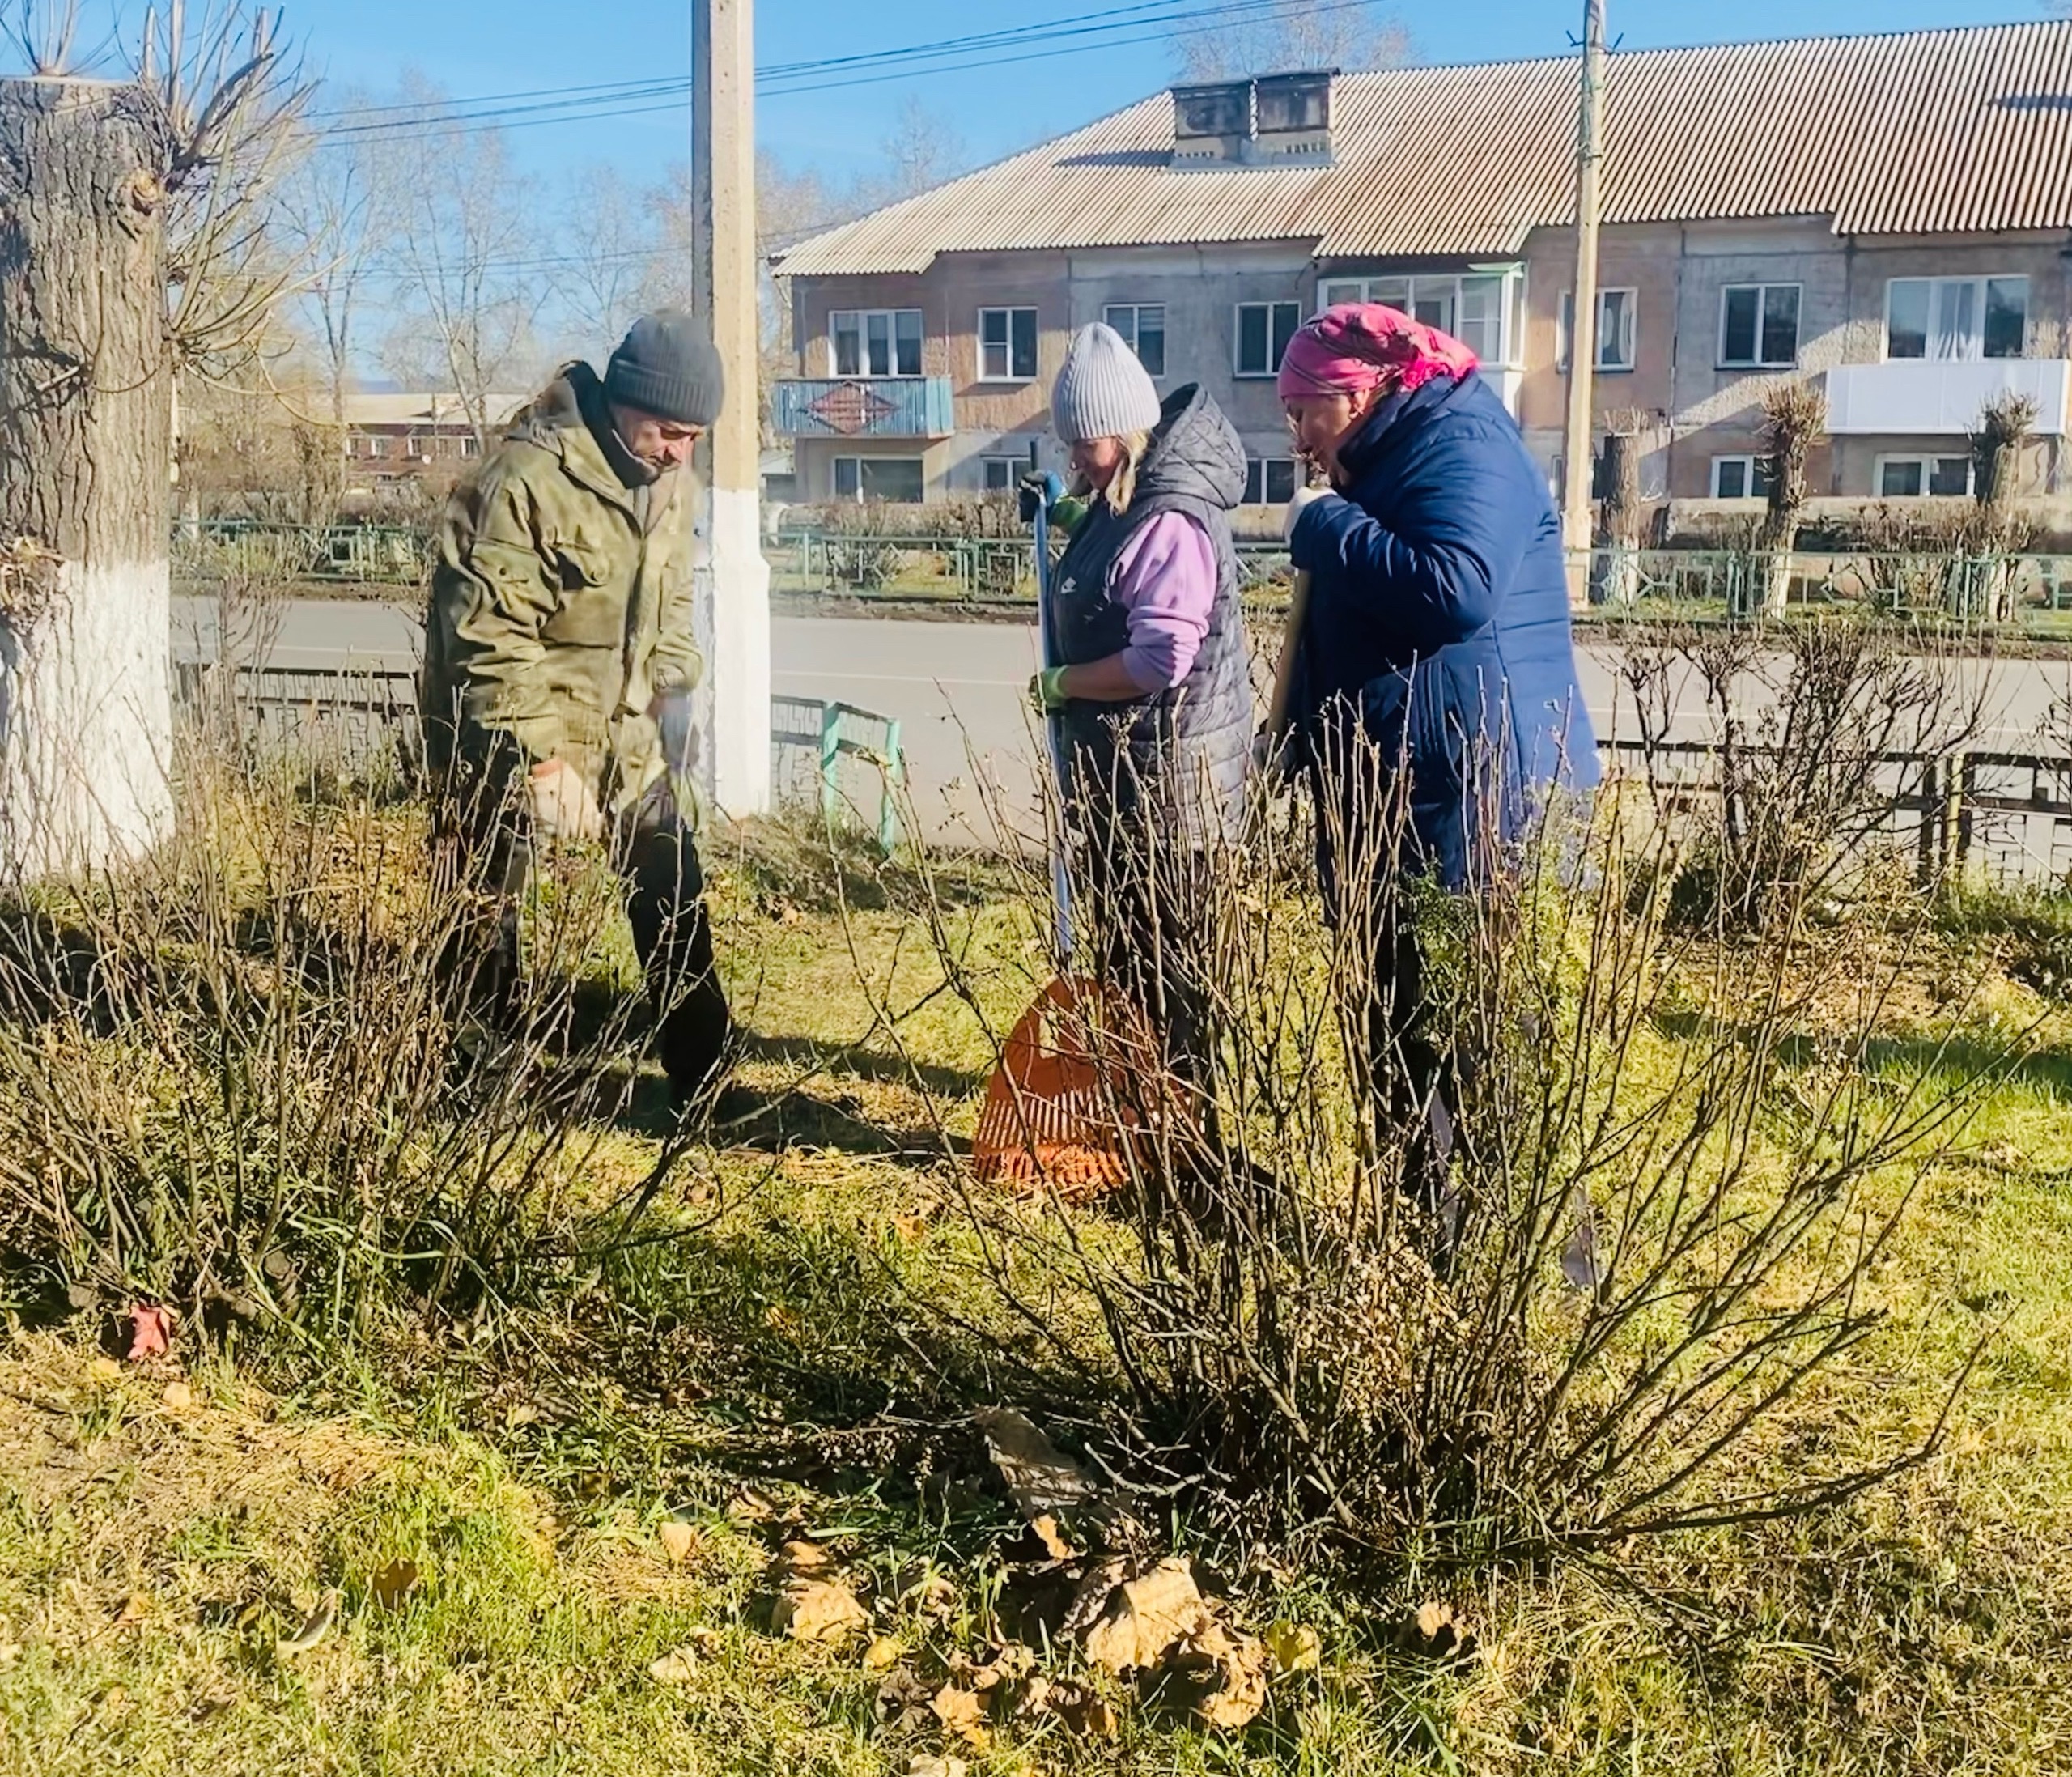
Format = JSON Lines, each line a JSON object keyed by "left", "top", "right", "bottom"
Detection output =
{"left": 1025, "top": 1677, "right": 1118, "bottom": 1738}
{"left": 161, "top": 1381, "right": 195, "bottom": 1411}
{"left": 114, "top": 1592, "right": 150, "bottom": 1628}
{"left": 905, "top": 1758, "right": 968, "bottom": 1777}
{"left": 126, "top": 1304, "right": 174, "bottom": 1363}
{"left": 728, "top": 1487, "right": 775, "bottom": 1524}
{"left": 1266, "top": 1620, "right": 1321, "bottom": 1674}
{"left": 89, "top": 1356, "right": 121, "bottom": 1381}
{"left": 656, "top": 1520, "right": 700, "bottom": 1565}
{"left": 862, "top": 1635, "right": 903, "bottom": 1673}
{"left": 1080, "top": 1558, "right": 1210, "bottom": 1673}
{"left": 974, "top": 1407, "right": 1100, "bottom": 1526}
{"left": 1188, "top": 1618, "right": 1269, "bottom": 1729}
{"left": 929, "top": 1682, "right": 989, "bottom": 1748}
{"left": 1416, "top": 1599, "right": 1453, "bottom": 1641}
{"left": 1030, "top": 1513, "right": 1076, "bottom": 1561}
{"left": 779, "top": 1537, "right": 832, "bottom": 1575}
{"left": 274, "top": 1591, "right": 338, "bottom": 1659}
{"left": 773, "top": 1578, "right": 869, "bottom": 1645}
{"left": 371, "top": 1560, "right": 420, "bottom": 1610}
{"left": 648, "top": 1646, "right": 700, "bottom": 1686}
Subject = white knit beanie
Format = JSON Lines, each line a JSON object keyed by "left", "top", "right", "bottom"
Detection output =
{"left": 1051, "top": 322, "right": 1161, "bottom": 444}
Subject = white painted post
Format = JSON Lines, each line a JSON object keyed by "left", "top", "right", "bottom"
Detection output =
{"left": 690, "top": 0, "right": 771, "bottom": 814}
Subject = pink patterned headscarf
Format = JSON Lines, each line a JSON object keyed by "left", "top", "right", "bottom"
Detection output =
{"left": 1276, "top": 302, "right": 1480, "bottom": 401}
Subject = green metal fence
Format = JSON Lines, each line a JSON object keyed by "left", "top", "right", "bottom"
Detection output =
{"left": 169, "top": 517, "right": 2072, "bottom": 636}
{"left": 172, "top": 520, "right": 433, "bottom": 586}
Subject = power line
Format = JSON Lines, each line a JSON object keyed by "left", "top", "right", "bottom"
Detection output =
{"left": 305, "top": 0, "right": 1209, "bottom": 121}
{"left": 311, "top": 0, "right": 1372, "bottom": 142}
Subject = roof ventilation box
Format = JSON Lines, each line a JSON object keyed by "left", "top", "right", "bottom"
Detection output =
{"left": 1171, "top": 71, "right": 1335, "bottom": 168}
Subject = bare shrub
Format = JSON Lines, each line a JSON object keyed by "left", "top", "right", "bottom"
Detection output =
{"left": 1612, "top": 614, "right": 1997, "bottom": 927}
{"left": 850, "top": 726, "right": 2002, "bottom": 1567}
{"left": 0, "top": 698, "right": 712, "bottom": 1337}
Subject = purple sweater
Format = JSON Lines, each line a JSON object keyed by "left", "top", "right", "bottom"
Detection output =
{"left": 1108, "top": 511, "right": 1217, "bottom": 693}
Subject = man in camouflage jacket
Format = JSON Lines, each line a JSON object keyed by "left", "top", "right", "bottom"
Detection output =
{"left": 423, "top": 309, "right": 731, "bottom": 1108}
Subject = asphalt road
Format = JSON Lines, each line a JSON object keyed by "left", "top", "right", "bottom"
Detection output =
{"left": 171, "top": 596, "right": 2071, "bottom": 842}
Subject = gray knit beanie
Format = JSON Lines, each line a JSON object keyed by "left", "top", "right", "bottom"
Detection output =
{"left": 605, "top": 309, "right": 725, "bottom": 427}
{"left": 1051, "top": 322, "right": 1161, "bottom": 444}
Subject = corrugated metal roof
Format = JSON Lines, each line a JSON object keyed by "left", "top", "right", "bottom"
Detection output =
{"left": 775, "top": 23, "right": 2072, "bottom": 277}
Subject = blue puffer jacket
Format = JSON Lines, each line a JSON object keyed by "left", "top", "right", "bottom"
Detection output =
{"left": 1289, "top": 371, "right": 1599, "bottom": 888}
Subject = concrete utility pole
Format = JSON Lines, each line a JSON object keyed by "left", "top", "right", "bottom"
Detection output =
{"left": 690, "top": 0, "right": 771, "bottom": 814}
{"left": 1560, "top": 0, "right": 1607, "bottom": 608}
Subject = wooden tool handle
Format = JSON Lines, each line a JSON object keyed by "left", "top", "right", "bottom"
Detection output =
{"left": 1266, "top": 568, "right": 1312, "bottom": 742}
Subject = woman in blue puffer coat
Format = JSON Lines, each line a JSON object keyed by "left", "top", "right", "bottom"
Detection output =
{"left": 1277, "top": 302, "right": 1599, "bottom": 1262}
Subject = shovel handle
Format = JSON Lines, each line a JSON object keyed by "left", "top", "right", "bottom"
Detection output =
{"left": 1265, "top": 568, "right": 1313, "bottom": 743}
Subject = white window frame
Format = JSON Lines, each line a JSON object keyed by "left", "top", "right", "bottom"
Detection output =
{"left": 1558, "top": 288, "right": 1637, "bottom": 373}
{"left": 1242, "top": 457, "right": 1301, "bottom": 505}
{"left": 1233, "top": 300, "right": 1301, "bottom": 378}
{"left": 1884, "top": 276, "right": 2029, "bottom": 363}
{"left": 828, "top": 308, "right": 925, "bottom": 380}
{"left": 1102, "top": 303, "right": 1167, "bottom": 378}
{"left": 979, "top": 455, "right": 1021, "bottom": 492}
{"left": 831, "top": 454, "right": 928, "bottom": 504}
{"left": 1709, "top": 455, "right": 1771, "bottom": 500}
{"left": 1717, "top": 283, "right": 1802, "bottom": 369}
{"left": 1317, "top": 270, "right": 1526, "bottom": 367}
{"left": 977, "top": 307, "right": 1039, "bottom": 382}
{"left": 1875, "top": 453, "right": 1975, "bottom": 499}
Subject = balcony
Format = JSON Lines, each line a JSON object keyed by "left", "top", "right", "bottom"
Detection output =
{"left": 771, "top": 376, "right": 954, "bottom": 440}
{"left": 1824, "top": 359, "right": 2071, "bottom": 436}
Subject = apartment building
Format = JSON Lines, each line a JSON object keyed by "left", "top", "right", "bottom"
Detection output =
{"left": 772, "top": 23, "right": 2072, "bottom": 512}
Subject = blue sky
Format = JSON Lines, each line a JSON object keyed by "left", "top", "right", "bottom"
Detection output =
{"left": 221, "top": 0, "right": 2052, "bottom": 185}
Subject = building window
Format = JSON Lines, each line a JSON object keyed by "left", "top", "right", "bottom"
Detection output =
{"left": 1886, "top": 278, "right": 2027, "bottom": 362}
{"left": 1317, "top": 272, "right": 1526, "bottom": 366}
{"left": 1710, "top": 455, "right": 1772, "bottom": 500}
{"left": 366, "top": 435, "right": 389, "bottom": 458}
{"left": 1876, "top": 453, "right": 1974, "bottom": 499}
{"left": 1242, "top": 457, "right": 1299, "bottom": 504}
{"left": 979, "top": 308, "right": 1038, "bottom": 381}
{"left": 1719, "top": 284, "right": 1801, "bottom": 368}
{"left": 832, "top": 456, "right": 926, "bottom": 503}
{"left": 1558, "top": 289, "right": 1637, "bottom": 372}
{"left": 461, "top": 435, "right": 482, "bottom": 458}
{"left": 1103, "top": 304, "right": 1166, "bottom": 376}
{"left": 830, "top": 308, "right": 924, "bottom": 378}
{"left": 980, "top": 455, "right": 1020, "bottom": 492}
{"left": 1234, "top": 301, "right": 1300, "bottom": 377}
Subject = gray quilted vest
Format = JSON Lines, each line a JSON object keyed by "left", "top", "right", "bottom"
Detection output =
{"left": 1050, "top": 383, "right": 1253, "bottom": 844}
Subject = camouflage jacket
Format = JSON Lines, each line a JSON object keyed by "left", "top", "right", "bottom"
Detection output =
{"left": 422, "top": 363, "right": 702, "bottom": 815}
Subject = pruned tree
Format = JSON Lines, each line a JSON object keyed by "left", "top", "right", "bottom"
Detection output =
{"left": 1170, "top": 0, "right": 1411, "bottom": 79}
{"left": 1, "top": 5, "right": 308, "bottom": 882}
{"left": 1755, "top": 380, "right": 1826, "bottom": 619}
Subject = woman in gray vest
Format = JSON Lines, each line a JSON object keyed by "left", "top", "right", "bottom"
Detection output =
{"left": 1026, "top": 322, "right": 1254, "bottom": 1166}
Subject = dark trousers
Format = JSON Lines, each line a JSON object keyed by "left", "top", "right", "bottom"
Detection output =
{"left": 1366, "top": 909, "right": 1463, "bottom": 1264}
{"left": 441, "top": 776, "right": 732, "bottom": 1106}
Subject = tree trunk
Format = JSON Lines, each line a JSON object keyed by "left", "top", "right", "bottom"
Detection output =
{"left": 0, "top": 79, "right": 174, "bottom": 882}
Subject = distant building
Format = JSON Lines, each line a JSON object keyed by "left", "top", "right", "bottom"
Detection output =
{"left": 772, "top": 23, "right": 2072, "bottom": 511}
{"left": 339, "top": 393, "right": 523, "bottom": 487}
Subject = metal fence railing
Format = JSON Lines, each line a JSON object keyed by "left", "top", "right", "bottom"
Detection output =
{"left": 172, "top": 521, "right": 434, "bottom": 587}
{"left": 171, "top": 661, "right": 906, "bottom": 846}
{"left": 1599, "top": 737, "right": 2072, "bottom": 885}
{"left": 168, "top": 517, "right": 2072, "bottom": 636}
